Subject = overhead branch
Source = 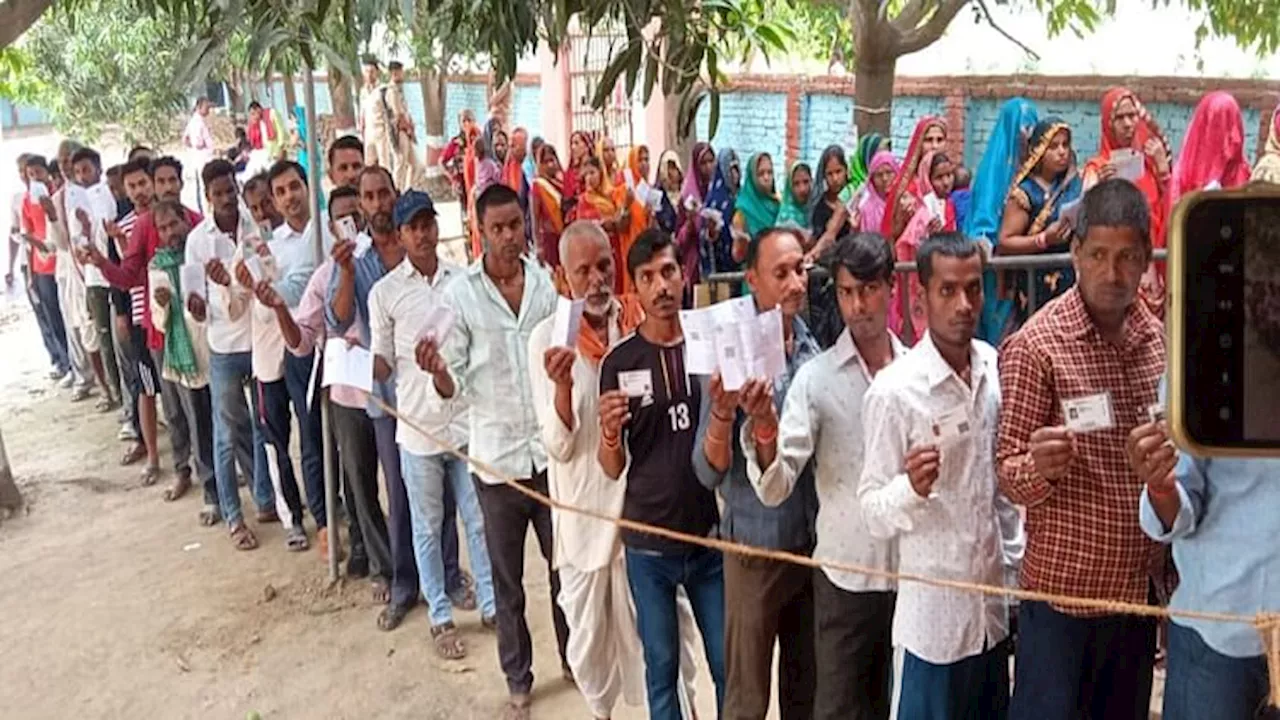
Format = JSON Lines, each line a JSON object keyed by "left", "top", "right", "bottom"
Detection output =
{"left": 893, "top": 0, "right": 933, "bottom": 36}
{"left": 895, "top": 0, "right": 970, "bottom": 55}
{"left": 0, "top": 0, "right": 56, "bottom": 49}
{"left": 974, "top": 0, "right": 1039, "bottom": 59}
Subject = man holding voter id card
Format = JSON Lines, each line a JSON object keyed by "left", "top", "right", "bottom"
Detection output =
{"left": 996, "top": 179, "right": 1167, "bottom": 720}
{"left": 858, "top": 231, "right": 1023, "bottom": 719}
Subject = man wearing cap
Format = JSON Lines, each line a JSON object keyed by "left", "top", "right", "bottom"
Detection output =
{"left": 369, "top": 188, "right": 495, "bottom": 659}
{"left": 328, "top": 167, "right": 477, "bottom": 630}
{"left": 386, "top": 61, "right": 428, "bottom": 192}
{"left": 358, "top": 56, "right": 394, "bottom": 176}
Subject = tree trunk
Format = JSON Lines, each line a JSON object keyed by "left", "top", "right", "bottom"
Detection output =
{"left": 666, "top": 90, "right": 692, "bottom": 164}
{"left": 327, "top": 66, "right": 357, "bottom": 135}
{"left": 282, "top": 72, "right": 298, "bottom": 113}
{"left": 0, "top": 0, "right": 56, "bottom": 51}
{"left": 489, "top": 78, "right": 514, "bottom": 132}
{"left": 0, "top": 425, "right": 23, "bottom": 518}
{"left": 853, "top": 54, "right": 896, "bottom": 137}
{"left": 226, "top": 69, "right": 245, "bottom": 122}
{"left": 421, "top": 67, "right": 447, "bottom": 169}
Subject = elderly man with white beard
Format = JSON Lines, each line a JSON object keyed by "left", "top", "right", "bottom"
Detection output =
{"left": 528, "top": 221, "right": 701, "bottom": 720}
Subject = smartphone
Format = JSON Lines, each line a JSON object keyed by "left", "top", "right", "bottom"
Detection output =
{"left": 1168, "top": 187, "right": 1280, "bottom": 456}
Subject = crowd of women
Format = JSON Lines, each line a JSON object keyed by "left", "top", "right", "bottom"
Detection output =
{"left": 445, "top": 86, "right": 1270, "bottom": 349}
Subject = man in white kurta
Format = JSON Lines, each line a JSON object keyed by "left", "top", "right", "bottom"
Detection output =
{"left": 528, "top": 221, "right": 699, "bottom": 720}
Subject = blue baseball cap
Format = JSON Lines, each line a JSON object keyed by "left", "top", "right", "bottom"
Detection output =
{"left": 393, "top": 189, "right": 437, "bottom": 228}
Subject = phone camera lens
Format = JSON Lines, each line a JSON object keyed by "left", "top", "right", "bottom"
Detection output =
{"left": 1219, "top": 407, "right": 1232, "bottom": 421}
{"left": 1220, "top": 225, "right": 1233, "bottom": 240}
{"left": 1219, "top": 334, "right": 1233, "bottom": 349}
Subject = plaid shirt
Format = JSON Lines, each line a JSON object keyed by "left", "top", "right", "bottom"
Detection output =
{"left": 996, "top": 287, "right": 1167, "bottom": 616}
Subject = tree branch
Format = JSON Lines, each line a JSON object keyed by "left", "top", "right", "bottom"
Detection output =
{"left": 893, "top": 0, "right": 933, "bottom": 36}
{"left": 895, "top": 0, "right": 970, "bottom": 55}
{"left": 0, "top": 0, "right": 56, "bottom": 49}
{"left": 974, "top": 0, "right": 1040, "bottom": 59}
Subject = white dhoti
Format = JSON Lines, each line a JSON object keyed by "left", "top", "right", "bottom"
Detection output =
{"left": 558, "top": 550, "right": 700, "bottom": 719}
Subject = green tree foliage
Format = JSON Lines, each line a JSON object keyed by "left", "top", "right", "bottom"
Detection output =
{"left": 19, "top": 5, "right": 190, "bottom": 144}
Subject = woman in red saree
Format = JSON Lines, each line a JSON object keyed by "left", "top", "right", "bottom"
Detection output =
{"left": 891, "top": 150, "right": 957, "bottom": 342}
{"left": 1171, "top": 91, "right": 1251, "bottom": 208}
{"left": 575, "top": 156, "right": 630, "bottom": 293}
{"left": 530, "top": 144, "right": 567, "bottom": 269}
{"left": 880, "top": 116, "right": 948, "bottom": 241}
{"left": 561, "top": 131, "right": 594, "bottom": 216}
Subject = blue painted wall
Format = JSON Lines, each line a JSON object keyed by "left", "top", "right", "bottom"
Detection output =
{"left": 694, "top": 92, "right": 788, "bottom": 168}
{"left": 800, "top": 94, "right": 855, "bottom": 168}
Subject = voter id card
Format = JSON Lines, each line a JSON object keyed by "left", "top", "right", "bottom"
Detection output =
{"left": 618, "top": 369, "right": 654, "bottom": 399}
{"left": 929, "top": 405, "right": 972, "bottom": 443}
{"left": 1062, "top": 392, "right": 1115, "bottom": 433}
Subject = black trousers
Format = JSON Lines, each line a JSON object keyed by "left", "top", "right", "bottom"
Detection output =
{"left": 812, "top": 570, "right": 896, "bottom": 720}
{"left": 331, "top": 404, "right": 392, "bottom": 581}
{"left": 473, "top": 469, "right": 570, "bottom": 695}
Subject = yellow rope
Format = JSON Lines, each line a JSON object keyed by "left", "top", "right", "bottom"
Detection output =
{"left": 368, "top": 395, "right": 1280, "bottom": 706}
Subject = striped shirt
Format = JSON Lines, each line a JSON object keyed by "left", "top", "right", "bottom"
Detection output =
{"left": 117, "top": 211, "right": 145, "bottom": 325}
{"left": 325, "top": 233, "right": 397, "bottom": 417}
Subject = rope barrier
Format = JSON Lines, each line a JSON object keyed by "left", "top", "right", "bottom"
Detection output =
{"left": 367, "top": 393, "right": 1280, "bottom": 707}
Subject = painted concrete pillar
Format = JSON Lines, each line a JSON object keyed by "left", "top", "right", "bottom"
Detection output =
{"left": 539, "top": 43, "right": 572, "bottom": 157}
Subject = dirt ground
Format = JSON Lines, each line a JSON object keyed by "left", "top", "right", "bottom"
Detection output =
{"left": 0, "top": 287, "right": 724, "bottom": 719}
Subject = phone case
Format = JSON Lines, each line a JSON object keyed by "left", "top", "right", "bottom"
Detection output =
{"left": 1167, "top": 183, "right": 1280, "bottom": 457}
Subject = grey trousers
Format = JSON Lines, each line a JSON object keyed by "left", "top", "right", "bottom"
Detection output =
{"left": 150, "top": 348, "right": 216, "bottom": 503}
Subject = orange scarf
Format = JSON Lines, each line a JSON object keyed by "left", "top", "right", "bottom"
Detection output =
{"left": 577, "top": 295, "right": 645, "bottom": 366}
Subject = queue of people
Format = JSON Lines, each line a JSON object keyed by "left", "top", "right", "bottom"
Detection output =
{"left": 7, "top": 83, "right": 1280, "bottom": 720}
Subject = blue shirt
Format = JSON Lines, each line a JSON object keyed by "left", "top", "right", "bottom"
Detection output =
{"left": 692, "top": 314, "right": 821, "bottom": 550}
{"left": 325, "top": 236, "right": 396, "bottom": 417}
{"left": 1139, "top": 455, "right": 1280, "bottom": 658}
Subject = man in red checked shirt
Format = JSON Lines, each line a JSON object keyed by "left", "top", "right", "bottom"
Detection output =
{"left": 80, "top": 156, "right": 205, "bottom": 500}
{"left": 996, "top": 179, "right": 1166, "bottom": 720}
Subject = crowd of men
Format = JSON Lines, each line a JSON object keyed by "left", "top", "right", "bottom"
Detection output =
{"left": 8, "top": 122, "right": 1278, "bottom": 720}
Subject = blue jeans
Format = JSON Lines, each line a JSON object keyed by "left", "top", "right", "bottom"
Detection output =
{"left": 400, "top": 449, "right": 496, "bottom": 625}
{"left": 1163, "top": 621, "right": 1276, "bottom": 720}
{"left": 1009, "top": 600, "right": 1154, "bottom": 720}
{"left": 29, "top": 272, "right": 69, "bottom": 374}
{"left": 899, "top": 642, "right": 1010, "bottom": 720}
{"left": 257, "top": 354, "right": 325, "bottom": 529}
{"left": 209, "top": 351, "right": 271, "bottom": 526}
{"left": 625, "top": 545, "right": 726, "bottom": 720}
{"left": 284, "top": 353, "right": 324, "bottom": 524}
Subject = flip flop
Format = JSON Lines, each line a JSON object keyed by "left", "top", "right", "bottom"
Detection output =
{"left": 285, "top": 526, "right": 309, "bottom": 552}
{"left": 229, "top": 522, "right": 259, "bottom": 551}
{"left": 430, "top": 622, "right": 467, "bottom": 660}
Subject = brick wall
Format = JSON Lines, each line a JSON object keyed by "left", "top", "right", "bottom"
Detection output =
{"left": 700, "top": 73, "right": 1277, "bottom": 171}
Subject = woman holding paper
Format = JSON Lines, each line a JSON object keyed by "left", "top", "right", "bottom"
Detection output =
{"left": 890, "top": 150, "right": 958, "bottom": 343}
{"left": 676, "top": 142, "right": 716, "bottom": 306}
{"left": 729, "top": 152, "right": 780, "bottom": 263}
{"left": 880, "top": 115, "right": 948, "bottom": 241}
{"left": 995, "top": 117, "right": 1083, "bottom": 334}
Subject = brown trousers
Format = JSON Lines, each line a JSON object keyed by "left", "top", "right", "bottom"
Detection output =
{"left": 722, "top": 552, "right": 816, "bottom": 720}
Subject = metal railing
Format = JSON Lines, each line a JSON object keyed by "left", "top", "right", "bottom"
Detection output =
{"left": 703, "top": 249, "right": 1169, "bottom": 340}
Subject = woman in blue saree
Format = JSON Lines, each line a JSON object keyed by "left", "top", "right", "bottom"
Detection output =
{"left": 995, "top": 116, "right": 1083, "bottom": 334}
{"left": 967, "top": 97, "right": 1039, "bottom": 342}
{"left": 702, "top": 148, "right": 742, "bottom": 277}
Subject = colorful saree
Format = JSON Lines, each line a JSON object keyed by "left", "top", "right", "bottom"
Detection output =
{"left": 1252, "top": 104, "right": 1280, "bottom": 184}
{"left": 677, "top": 142, "right": 715, "bottom": 303}
{"left": 858, "top": 151, "right": 898, "bottom": 233}
{"left": 531, "top": 145, "right": 566, "bottom": 268}
{"left": 970, "top": 97, "right": 1040, "bottom": 343}
{"left": 735, "top": 153, "right": 781, "bottom": 239}
{"left": 849, "top": 132, "right": 885, "bottom": 191}
{"left": 1171, "top": 91, "right": 1251, "bottom": 212}
{"left": 881, "top": 116, "right": 946, "bottom": 239}
{"left": 1083, "top": 89, "right": 1171, "bottom": 244}
{"left": 703, "top": 148, "right": 741, "bottom": 276}
{"left": 777, "top": 162, "right": 812, "bottom": 229}
{"left": 890, "top": 150, "right": 957, "bottom": 343}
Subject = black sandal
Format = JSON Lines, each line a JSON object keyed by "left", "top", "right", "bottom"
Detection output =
{"left": 377, "top": 602, "right": 411, "bottom": 632}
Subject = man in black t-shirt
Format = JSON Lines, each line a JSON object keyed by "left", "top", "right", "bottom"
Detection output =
{"left": 597, "top": 229, "right": 725, "bottom": 720}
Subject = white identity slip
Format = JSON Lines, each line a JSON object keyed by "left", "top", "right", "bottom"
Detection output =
{"left": 923, "top": 193, "right": 946, "bottom": 222}
{"left": 1063, "top": 392, "right": 1116, "bottom": 433}
{"left": 618, "top": 369, "right": 653, "bottom": 399}
{"left": 1111, "top": 149, "right": 1145, "bottom": 182}
{"left": 1060, "top": 197, "right": 1084, "bottom": 230}
{"left": 415, "top": 302, "right": 456, "bottom": 345}
{"left": 242, "top": 256, "right": 264, "bottom": 284}
{"left": 336, "top": 216, "right": 359, "bottom": 243}
{"left": 322, "top": 337, "right": 374, "bottom": 393}
{"left": 1146, "top": 403, "right": 1166, "bottom": 424}
{"left": 352, "top": 233, "right": 372, "bottom": 260}
{"left": 180, "top": 263, "right": 207, "bottom": 302}
{"left": 930, "top": 404, "right": 972, "bottom": 443}
{"left": 680, "top": 308, "right": 718, "bottom": 376}
{"left": 714, "top": 321, "right": 748, "bottom": 391}
{"left": 28, "top": 180, "right": 49, "bottom": 200}
{"left": 747, "top": 307, "right": 787, "bottom": 381}
{"left": 551, "top": 296, "right": 585, "bottom": 348}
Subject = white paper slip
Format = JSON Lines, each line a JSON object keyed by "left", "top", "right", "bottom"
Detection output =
{"left": 923, "top": 193, "right": 945, "bottom": 222}
{"left": 747, "top": 307, "right": 787, "bottom": 381}
{"left": 679, "top": 308, "right": 718, "bottom": 375}
{"left": 714, "top": 321, "right": 748, "bottom": 391}
{"left": 353, "top": 233, "right": 373, "bottom": 259}
{"left": 1111, "top": 149, "right": 1144, "bottom": 182}
{"left": 322, "top": 337, "right": 374, "bottom": 393}
{"left": 28, "top": 180, "right": 48, "bottom": 200}
{"left": 180, "top": 263, "right": 207, "bottom": 302}
{"left": 618, "top": 369, "right": 654, "bottom": 399}
{"left": 415, "top": 302, "right": 456, "bottom": 344}
{"left": 337, "top": 216, "right": 359, "bottom": 243}
{"left": 1060, "top": 197, "right": 1083, "bottom": 229}
{"left": 1062, "top": 392, "right": 1115, "bottom": 433}
{"left": 551, "top": 296, "right": 585, "bottom": 348}
{"left": 930, "top": 405, "right": 972, "bottom": 443}
{"left": 242, "top": 256, "right": 264, "bottom": 284}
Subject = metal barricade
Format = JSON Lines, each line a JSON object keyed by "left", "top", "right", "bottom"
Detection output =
{"left": 703, "top": 249, "right": 1169, "bottom": 341}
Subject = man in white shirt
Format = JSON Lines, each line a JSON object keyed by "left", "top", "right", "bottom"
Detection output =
{"left": 186, "top": 159, "right": 274, "bottom": 550}
{"left": 45, "top": 140, "right": 98, "bottom": 402}
{"left": 416, "top": 183, "right": 569, "bottom": 720}
{"left": 182, "top": 98, "right": 215, "bottom": 213}
{"left": 234, "top": 160, "right": 328, "bottom": 553}
{"left": 743, "top": 232, "right": 902, "bottom": 720}
{"left": 68, "top": 147, "right": 124, "bottom": 411}
{"left": 369, "top": 190, "right": 495, "bottom": 658}
{"left": 858, "top": 232, "right": 1022, "bottom": 719}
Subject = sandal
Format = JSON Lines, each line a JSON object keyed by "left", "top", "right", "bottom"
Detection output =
{"left": 371, "top": 579, "right": 390, "bottom": 604}
{"left": 448, "top": 584, "right": 477, "bottom": 611}
{"left": 256, "top": 507, "right": 279, "bottom": 524}
{"left": 377, "top": 602, "right": 411, "bottom": 632}
{"left": 229, "top": 522, "right": 259, "bottom": 551}
{"left": 94, "top": 396, "right": 116, "bottom": 413}
{"left": 285, "top": 526, "right": 309, "bottom": 552}
{"left": 500, "top": 695, "right": 532, "bottom": 720}
{"left": 120, "top": 443, "right": 147, "bottom": 467}
{"left": 139, "top": 465, "right": 161, "bottom": 486}
{"left": 163, "top": 473, "right": 192, "bottom": 502}
{"left": 70, "top": 386, "right": 92, "bottom": 403}
{"left": 197, "top": 504, "right": 221, "bottom": 526}
{"left": 430, "top": 622, "right": 467, "bottom": 660}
